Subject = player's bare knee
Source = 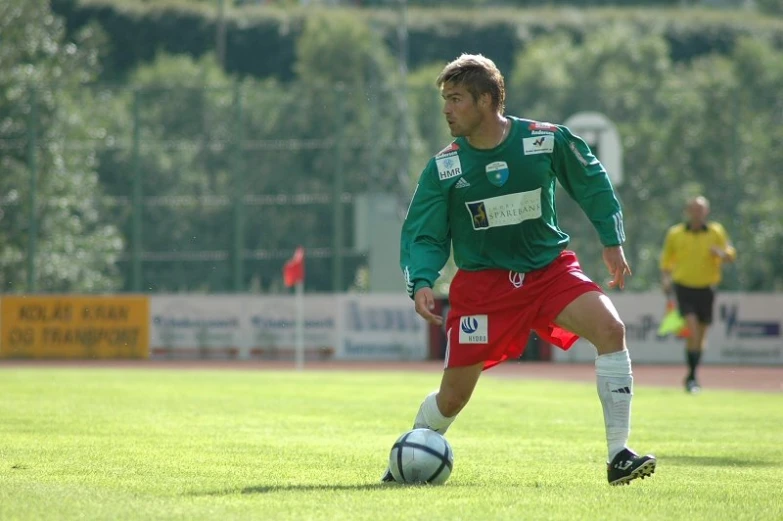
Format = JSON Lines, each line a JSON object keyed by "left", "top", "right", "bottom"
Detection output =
{"left": 607, "top": 318, "right": 626, "bottom": 342}
{"left": 595, "top": 318, "right": 626, "bottom": 354}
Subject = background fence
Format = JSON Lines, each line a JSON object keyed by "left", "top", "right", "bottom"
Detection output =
{"left": 2, "top": 79, "right": 782, "bottom": 295}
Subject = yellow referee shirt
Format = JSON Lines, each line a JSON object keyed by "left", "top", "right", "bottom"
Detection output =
{"left": 660, "top": 222, "right": 736, "bottom": 288}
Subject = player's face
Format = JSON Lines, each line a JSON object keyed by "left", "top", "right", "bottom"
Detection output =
{"left": 441, "top": 83, "right": 482, "bottom": 137}
{"left": 686, "top": 200, "right": 709, "bottom": 224}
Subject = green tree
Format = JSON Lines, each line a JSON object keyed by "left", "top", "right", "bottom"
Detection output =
{"left": 96, "top": 53, "right": 243, "bottom": 292}
{"left": 756, "top": 0, "right": 783, "bottom": 16}
{"left": 0, "top": 0, "right": 123, "bottom": 292}
{"left": 722, "top": 37, "right": 783, "bottom": 290}
{"left": 95, "top": 10, "right": 408, "bottom": 293}
{"left": 505, "top": 27, "right": 783, "bottom": 291}
{"left": 238, "top": 11, "right": 409, "bottom": 291}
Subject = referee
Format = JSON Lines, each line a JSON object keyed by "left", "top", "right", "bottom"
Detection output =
{"left": 659, "top": 196, "right": 736, "bottom": 393}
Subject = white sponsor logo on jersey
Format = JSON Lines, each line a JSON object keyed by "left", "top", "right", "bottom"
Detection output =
{"left": 523, "top": 135, "right": 555, "bottom": 155}
{"left": 436, "top": 153, "right": 462, "bottom": 180}
{"left": 459, "top": 315, "right": 488, "bottom": 344}
{"left": 465, "top": 189, "right": 542, "bottom": 230}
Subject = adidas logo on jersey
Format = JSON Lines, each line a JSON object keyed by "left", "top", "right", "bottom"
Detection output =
{"left": 454, "top": 178, "right": 470, "bottom": 189}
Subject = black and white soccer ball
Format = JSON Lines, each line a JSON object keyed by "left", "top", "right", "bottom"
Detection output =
{"left": 388, "top": 428, "right": 454, "bottom": 485}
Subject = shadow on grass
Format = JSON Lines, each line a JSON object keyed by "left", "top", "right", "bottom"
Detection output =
{"left": 193, "top": 482, "right": 456, "bottom": 496}
{"left": 663, "top": 455, "right": 780, "bottom": 468}
{"left": 241, "top": 483, "right": 387, "bottom": 494}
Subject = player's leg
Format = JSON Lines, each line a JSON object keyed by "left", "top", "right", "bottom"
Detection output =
{"left": 414, "top": 362, "right": 485, "bottom": 432}
{"left": 683, "top": 312, "right": 702, "bottom": 391}
{"left": 676, "top": 284, "right": 703, "bottom": 391}
{"left": 553, "top": 291, "right": 629, "bottom": 455}
{"left": 383, "top": 268, "right": 526, "bottom": 483}
{"left": 553, "top": 290, "right": 655, "bottom": 485}
{"left": 381, "top": 361, "right": 483, "bottom": 482}
{"left": 685, "top": 288, "right": 715, "bottom": 392}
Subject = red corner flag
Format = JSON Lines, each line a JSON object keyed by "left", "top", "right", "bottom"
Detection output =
{"left": 283, "top": 247, "right": 305, "bottom": 287}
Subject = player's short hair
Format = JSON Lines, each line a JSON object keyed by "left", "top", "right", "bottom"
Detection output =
{"left": 687, "top": 195, "right": 710, "bottom": 209}
{"left": 436, "top": 53, "right": 506, "bottom": 114}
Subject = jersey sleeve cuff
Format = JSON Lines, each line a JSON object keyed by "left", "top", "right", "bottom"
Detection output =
{"left": 412, "top": 280, "right": 432, "bottom": 297}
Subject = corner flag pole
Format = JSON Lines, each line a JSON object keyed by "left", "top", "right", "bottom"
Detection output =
{"left": 295, "top": 279, "right": 304, "bottom": 371}
{"left": 283, "top": 246, "right": 306, "bottom": 371}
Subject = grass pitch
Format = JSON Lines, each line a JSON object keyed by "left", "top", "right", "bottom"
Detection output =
{"left": 0, "top": 366, "right": 781, "bottom": 521}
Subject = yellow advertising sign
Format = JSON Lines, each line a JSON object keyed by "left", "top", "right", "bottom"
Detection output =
{"left": 0, "top": 296, "right": 149, "bottom": 359}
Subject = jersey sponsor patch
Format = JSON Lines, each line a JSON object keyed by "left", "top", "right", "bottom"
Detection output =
{"left": 528, "top": 121, "right": 558, "bottom": 131}
{"left": 465, "top": 189, "right": 542, "bottom": 230}
{"left": 523, "top": 135, "right": 554, "bottom": 155}
{"left": 436, "top": 154, "right": 462, "bottom": 180}
{"left": 458, "top": 315, "right": 488, "bottom": 344}
{"left": 485, "top": 161, "right": 509, "bottom": 187}
{"left": 436, "top": 142, "right": 460, "bottom": 157}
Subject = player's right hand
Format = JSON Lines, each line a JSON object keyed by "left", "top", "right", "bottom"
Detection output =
{"left": 414, "top": 287, "right": 443, "bottom": 326}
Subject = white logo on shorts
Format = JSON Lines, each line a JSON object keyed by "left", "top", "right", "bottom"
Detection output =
{"left": 459, "top": 315, "right": 488, "bottom": 344}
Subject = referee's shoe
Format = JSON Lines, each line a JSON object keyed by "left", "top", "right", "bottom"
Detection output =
{"left": 607, "top": 448, "right": 656, "bottom": 486}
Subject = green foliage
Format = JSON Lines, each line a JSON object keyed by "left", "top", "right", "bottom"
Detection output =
{"left": 294, "top": 11, "right": 394, "bottom": 86}
{"left": 86, "top": 12, "right": 410, "bottom": 292}
{"left": 756, "top": 0, "right": 783, "bottom": 15}
{"left": 0, "top": 0, "right": 123, "bottom": 292}
{"left": 8, "top": 1, "right": 783, "bottom": 292}
{"left": 505, "top": 29, "right": 783, "bottom": 291}
{"left": 52, "top": 0, "right": 303, "bottom": 81}
{"left": 98, "top": 53, "right": 241, "bottom": 291}
{"left": 241, "top": 12, "right": 410, "bottom": 291}
{"left": 52, "top": 1, "right": 783, "bottom": 83}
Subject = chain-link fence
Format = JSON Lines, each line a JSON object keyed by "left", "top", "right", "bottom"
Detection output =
{"left": 2, "top": 81, "right": 782, "bottom": 294}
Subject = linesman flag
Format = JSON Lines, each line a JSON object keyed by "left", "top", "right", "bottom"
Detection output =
{"left": 657, "top": 298, "right": 690, "bottom": 338}
{"left": 283, "top": 247, "right": 305, "bottom": 287}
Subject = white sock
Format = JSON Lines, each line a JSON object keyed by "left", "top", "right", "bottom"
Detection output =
{"left": 595, "top": 350, "right": 633, "bottom": 462}
{"left": 413, "top": 391, "right": 456, "bottom": 434}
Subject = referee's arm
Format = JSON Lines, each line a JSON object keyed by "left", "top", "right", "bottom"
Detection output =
{"left": 659, "top": 229, "right": 676, "bottom": 294}
{"left": 710, "top": 223, "right": 737, "bottom": 263}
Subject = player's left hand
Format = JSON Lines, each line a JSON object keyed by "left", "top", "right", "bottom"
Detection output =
{"left": 603, "top": 246, "right": 632, "bottom": 290}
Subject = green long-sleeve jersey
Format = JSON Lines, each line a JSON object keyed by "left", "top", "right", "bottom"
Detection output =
{"left": 401, "top": 116, "right": 625, "bottom": 298}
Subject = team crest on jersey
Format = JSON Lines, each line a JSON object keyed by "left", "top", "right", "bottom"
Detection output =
{"left": 485, "top": 161, "right": 509, "bottom": 187}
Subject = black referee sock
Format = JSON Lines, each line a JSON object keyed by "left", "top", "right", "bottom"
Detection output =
{"left": 686, "top": 350, "right": 702, "bottom": 381}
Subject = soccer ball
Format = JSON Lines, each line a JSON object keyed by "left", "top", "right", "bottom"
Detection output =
{"left": 388, "top": 428, "right": 454, "bottom": 485}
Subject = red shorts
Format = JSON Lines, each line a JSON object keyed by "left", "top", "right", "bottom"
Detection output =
{"left": 444, "top": 250, "right": 602, "bottom": 370}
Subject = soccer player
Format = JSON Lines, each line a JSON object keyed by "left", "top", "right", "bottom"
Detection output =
{"left": 383, "top": 53, "right": 656, "bottom": 486}
{"left": 660, "top": 195, "right": 736, "bottom": 393}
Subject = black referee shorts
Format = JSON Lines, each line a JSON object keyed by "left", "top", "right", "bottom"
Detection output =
{"left": 673, "top": 283, "right": 716, "bottom": 325}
